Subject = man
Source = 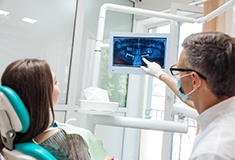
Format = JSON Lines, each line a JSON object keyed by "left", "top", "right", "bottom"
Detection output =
{"left": 141, "top": 32, "right": 235, "bottom": 160}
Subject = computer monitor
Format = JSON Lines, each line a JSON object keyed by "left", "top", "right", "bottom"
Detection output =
{"left": 109, "top": 32, "right": 170, "bottom": 75}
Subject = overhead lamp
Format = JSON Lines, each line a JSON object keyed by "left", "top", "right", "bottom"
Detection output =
{"left": 0, "top": 10, "right": 9, "bottom": 16}
{"left": 22, "top": 17, "right": 37, "bottom": 24}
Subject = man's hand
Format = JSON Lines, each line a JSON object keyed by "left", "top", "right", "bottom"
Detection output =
{"left": 141, "top": 58, "right": 166, "bottom": 78}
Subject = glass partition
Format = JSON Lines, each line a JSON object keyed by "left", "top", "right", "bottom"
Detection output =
{"left": 0, "top": 0, "right": 77, "bottom": 104}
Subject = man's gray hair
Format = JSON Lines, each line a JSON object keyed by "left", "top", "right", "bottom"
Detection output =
{"left": 182, "top": 32, "right": 235, "bottom": 97}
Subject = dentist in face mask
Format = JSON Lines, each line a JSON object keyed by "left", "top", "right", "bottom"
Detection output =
{"left": 142, "top": 32, "right": 235, "bottom": 160}
{"left": 169, "top": 49, "right": 207, "bottom": 114}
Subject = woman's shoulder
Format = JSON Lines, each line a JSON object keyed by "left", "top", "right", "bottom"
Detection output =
{"left": 36, "top": 128, "right": 91, "bottom": 160}
{"left": 55, "top": 122, "right": 107, "bottom": 160}
{"left": 33, "top": 127, "right": 61, "bottom": 144}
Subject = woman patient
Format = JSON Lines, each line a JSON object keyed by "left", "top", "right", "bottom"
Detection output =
{"left": 0, "top": 58, "right": 107, "bottom": 160}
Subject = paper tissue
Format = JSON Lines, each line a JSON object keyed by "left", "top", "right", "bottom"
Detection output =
{"left": 79, "top": 87, "right": 118, "bottom": 115}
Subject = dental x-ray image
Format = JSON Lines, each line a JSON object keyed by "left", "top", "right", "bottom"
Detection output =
{"left": 109, "top": 32, "right": 170, "bottom": 75}
{"left": 113, "top": 36, "right": 166, "bottom": 67}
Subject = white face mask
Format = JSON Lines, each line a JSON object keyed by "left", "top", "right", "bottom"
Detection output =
{"left": 176, "top": 74, "right": 201, "bottom": 101}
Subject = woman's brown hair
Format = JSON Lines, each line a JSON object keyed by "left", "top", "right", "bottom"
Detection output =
{"left": 0, "top": 58, "right": 55, "bottom": 151}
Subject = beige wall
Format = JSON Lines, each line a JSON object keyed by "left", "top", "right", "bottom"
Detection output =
{"left": 202, "top": 0, "right": 227, "bottom": 32}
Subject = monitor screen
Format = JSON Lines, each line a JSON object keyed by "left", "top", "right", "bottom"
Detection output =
{"left": 109, "top": 32, "right": 170, "bottom": 75}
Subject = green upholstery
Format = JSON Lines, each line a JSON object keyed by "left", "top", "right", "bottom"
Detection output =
{"left": 0, "top": 86, "right": 56, "bottom": 160}
{"left": 15, "top": 142, "right": 56, "bottom": 160}
{"left": 0, "top": 86, "right": 30, "bottom": 133}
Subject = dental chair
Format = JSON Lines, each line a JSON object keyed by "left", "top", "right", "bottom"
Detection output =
{"left": 0, "top": 86, "right": 56, "bottom": 160}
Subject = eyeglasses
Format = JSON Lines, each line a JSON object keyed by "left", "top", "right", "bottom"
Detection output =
{"left": 169, "top": 64, "right": 207, "bottom": 80}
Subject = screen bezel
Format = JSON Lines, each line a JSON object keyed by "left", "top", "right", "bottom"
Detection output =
{"left": 108, "top": 32, "right": 170, "bottom": 75}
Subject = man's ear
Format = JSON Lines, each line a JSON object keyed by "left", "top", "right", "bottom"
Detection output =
{"left": 191, "top": 72, "right": 201, "bottom": 88}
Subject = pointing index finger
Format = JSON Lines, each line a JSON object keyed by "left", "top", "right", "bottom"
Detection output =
{"left": 142, "top": 58, "right": 150, "bottom": 65}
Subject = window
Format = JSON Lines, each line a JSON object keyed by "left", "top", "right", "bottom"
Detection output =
{"left": 77, "top": 0, "right": 134, "bottom": 107}
{"left": 140, "top": 22, "right": 202, "bottom": 160}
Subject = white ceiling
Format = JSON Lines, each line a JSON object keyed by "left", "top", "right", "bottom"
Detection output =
{"left": 0, "top": 0, "right": 76, "bottom": 37}
{"left": 0, "top": 0, "right": 205, "bottom": 39}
